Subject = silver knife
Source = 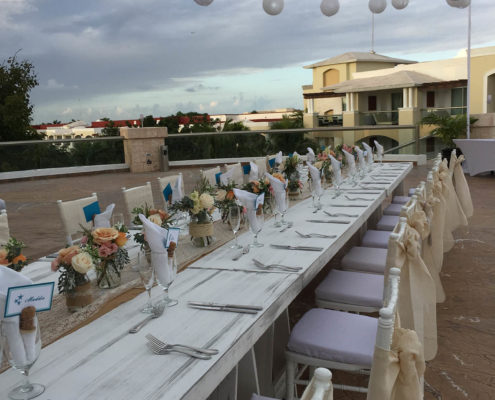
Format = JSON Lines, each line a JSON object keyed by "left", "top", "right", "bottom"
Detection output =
{"left": 346, "top": 191, "right": 381, "bottom": 194}
{"left": 306, "top": 219, "right": 350, "bottom": 224}
{"left": 188, "top": 304, "right": 259, "bottom": 314}
{"left": 270, "top": 244, "right": 324, "bottom": 251}
{"left": 329, "top": 204, "right": 368, "bottom": 207}
{"left": 188, "top": 301, "right": 262, "bottom": 311}
{"left": 361, "top": 181, "right": 391, "bottom": 184}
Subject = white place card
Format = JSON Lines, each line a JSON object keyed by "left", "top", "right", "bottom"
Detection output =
{"left": 165, "top": 227, "right": 180, "bottom": 248}
{"left": 4, "top": 282, "right": 54, "bottom": 317}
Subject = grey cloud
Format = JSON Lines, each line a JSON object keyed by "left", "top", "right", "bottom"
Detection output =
{"left": 185, "top": 84, "right": 221, "bottom": 92}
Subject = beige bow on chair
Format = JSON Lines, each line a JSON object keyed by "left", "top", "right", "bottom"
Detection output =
{"left": 452, "top": 154, "right": 474, "bottom": 218}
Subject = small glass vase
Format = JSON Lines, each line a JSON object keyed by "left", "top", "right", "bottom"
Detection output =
{"left": 97, "top": 260, "right": 121, "bottom": 289}
{"left": 65, "top": 277, "right": 93, "bottom": 312}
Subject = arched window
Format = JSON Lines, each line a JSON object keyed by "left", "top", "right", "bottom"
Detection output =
{"left": 323, "top": 69, "right": 340, "bottom": 87}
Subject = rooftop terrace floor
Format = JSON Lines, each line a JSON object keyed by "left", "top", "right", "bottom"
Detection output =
{"left": 1, "top": 165, "right": 494, "bottom": 399}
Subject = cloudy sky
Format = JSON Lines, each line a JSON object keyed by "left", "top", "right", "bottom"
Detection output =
{"left": 1, "top": 0, "right": 494, "bottom": 124}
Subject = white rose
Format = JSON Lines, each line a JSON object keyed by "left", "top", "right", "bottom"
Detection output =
{"left": 199, "top": 193, "right": 214, "bottom": 209}
{"left": 148, "top": 214, "right": 163, "bottom": 226}
{"left": 215, "top": 189, "right": 227, "bottom": 202}
{"left": 71, "top": 252, "right": 95, "bottom": 274}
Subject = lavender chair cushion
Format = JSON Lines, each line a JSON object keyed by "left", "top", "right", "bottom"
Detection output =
{"left": 315, "top": 269, "right": 384, "bottom": 308}
{"left": 251, "top": 395, "right": 278, "bottom": 400}
{"left": 408, "top": 188, "right": 416, "bottom": 196}
{"left": 376, "top": 215, "right": 400, "bottom": 231}
{"left": 383, "top": 203, "right": 402, "bottom": 216}
{"left": 392, "top": 195, "right": 411, "bottom": 205}
{"left": 288, "top": 308, "right": 377, "bottom": 367}
{"left": 341, "top": 246, "right": 388, "bottom": 273}
{"left": 361, "top": 230, "right": 391, "bottom": 249}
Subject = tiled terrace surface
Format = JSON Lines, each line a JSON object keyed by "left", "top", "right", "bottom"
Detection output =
{"left": 1, "top": 165, "right": 494, "bottom": 399}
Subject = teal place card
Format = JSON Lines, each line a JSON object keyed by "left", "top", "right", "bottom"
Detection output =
{"left": 4, "top": 282, "right": 55, "bottom": 318}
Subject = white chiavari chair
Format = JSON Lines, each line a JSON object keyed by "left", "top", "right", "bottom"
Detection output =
{"left": 157, "top": 173, "right": 185, "bottom": 210}
{"left": 57, "top": 193, "right": 99, "bottom": 246}
{"left": 254, "top": 158, "right": 267, "bottom": 178}
{"left": 122, "top": 182, "right": 154, "bottom": 222}
{"left": 224, "top": 162, "right": 245, "bottom": 185}
{"left": 0, "top": 209, "right": 10, "bottom": 246}
{"left": 201, "top": 166, "right": 221, "bottom": 186}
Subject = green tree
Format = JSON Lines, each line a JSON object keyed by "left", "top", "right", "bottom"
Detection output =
{"left": 0, "top": 53, "right": 40, "bottom": 141}
{"left": 421, "top": 113, "right": 478, "bottom": 149}
{"left": 268, "top": 110, "right": 317, "bottom": 154}
{"left": 142, "top": 115, "right": 156, "bottom": 127}
{"left": 100, "top": 118, "right": 120, "bottom": 137}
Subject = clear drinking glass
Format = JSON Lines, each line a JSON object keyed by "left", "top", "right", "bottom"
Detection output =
{"left": 280, "top": 190, "right": 290, "bottom": 225}
{"left": 135, "top": 251, "right": 155, "bottom": 313}
{"left": 228, "top": 205, "right": 243, "bottom": 249}
{"left": 309, "top": 179, "right": 322, "bottom": 210}
{"left": 249, "top": 208, "right": 265, "bottom": 247}
{"left": 270, "top": 195, "right": 281, "bottom": 227}
{"left": 111, "top": 212, "right": 124, "bottom": 227}
{"left": 153, "top": 251, "right": 178, "bottom": 307}
{"left": 1, "top": 317, "right": 45, "bottom": 399}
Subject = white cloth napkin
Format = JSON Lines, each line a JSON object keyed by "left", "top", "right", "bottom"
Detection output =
{"left": 374, "top": 140, "right": 384, "bottom": 162}
{"left": 172, "top": 174, "right": 184, "bottom": 204}
{"left": 265, "top": 172, "right": 287, "bottom": 214}
{"left": 0, "top": 210, "right": 9, "bottom": 246}
{"left": 343, "top": 149, "right": 357, "bottom": 175}
{"left": 249, "top": 161, "right": 259, "bottom": 181}
{"left": 275, "top": 151, "right": 283, "bottom": 165}
{"left": 0, "top": 266, "right": 36, "bottom": 366}
{"left": 306, "top": 147, "right": 316, "bottom": 163}
{"left": 138, "top": 214, "right": 168, "bottom": 253}
{"left": 93, "top": 203, "right": 115, "bottom": 228}
{"left": 329, "top": 155, "right": 342, "bottom": 186}
{"left": 362, "top": 142, "right": 374, "bottom": 165}
{"left": 219, "top": 167, "right": 234, "bottom": 186}
{"left": 233, "top": 189, "right": 264, "bottom": 233}
{"left": 355, "top": 146, "right": 366, "bottom": 171}
{"left": 307, "top": 163, "right": 323, "bottom": 197}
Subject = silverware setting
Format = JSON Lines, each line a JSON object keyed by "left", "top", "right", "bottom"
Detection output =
{"left": 188, "top": 302, "right": 260, "bottom": 314}
{"left": 346, "top": 191, "right": 381, "bottom": 194}
{"left": 147, "top": 340, "right": 212, "bottom": 359}
{"left": 279, "top": 221, "right": 293, "bottom": 232}
{"left": 306, "top": 219, "right": 350, "bottom": 224}
{"left": 252, "top": 258, "right": 302, "bottom": 272}
{"left": 188, "top": 301, "right": 262, "bottom": 311}
{"left": 232, "top": 245, "right": 250, "bottom": 261}
{"left": 270, "top": 244, "right": 324, "bottom": 251}
{"left": 329, "top": 204, "right": 368, "bottom": 208}
{"left": 323, "top": 211, "right": 358, "bottom": 218}
{"left": 344, "top": 195, "right": 374, "bottom": 202}
{"left": 361, "top": 181, "right": 391, "bottom": 184}
{"left": 295, "top": 230, "right": 336, "bottom": 239}
{"left": 129, "top": 304, "right": 165, "bottom": 334}
{"left": 358, "top": 185, "right": 385, "bottom": 190}
{"left": 146, "top": 334, "right": 219, "bottom": 356}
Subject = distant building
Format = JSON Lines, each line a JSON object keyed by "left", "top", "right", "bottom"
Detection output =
{"left": 210, "top": 108, "right": 297, "bottom": 131}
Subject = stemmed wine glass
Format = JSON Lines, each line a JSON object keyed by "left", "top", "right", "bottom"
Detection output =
{"left": 228, "top": 205, "right": 243, "bottom": 249}
{"left": 309, "top": 178, "right": 321, "bottom": 211}
{"left": 248, "top": 208, "right": 265, "bottom": 247}
{"left": 1, "top": 316, "right": 45, "bottom": 399}
{"left": 270, "top": 195, "right": 281, "bottom": 227}
{"left": 134, "top": 251, "right": 155, "bottom": 313}
{"left": 280, "top": 190, "right": 290, "bottom": 225}
{"left": 152, "top": 251, "right": 178, "bottom": 307}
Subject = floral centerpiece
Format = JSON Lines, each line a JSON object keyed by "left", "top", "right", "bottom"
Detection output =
{"left": 51, "top": 246, "right": 94, "bottom": 311}
{"left": 0, "top": 237, "right": 28, "bottom": 272}
{"left": 170, "top": 178, "right": 216, "bottom": 247}
{"left": 80, "top": 225, "right": 130, "bottom": 289}
{"left": 214, "top": 182, "right": 237, "bottom": 223}
{"left": 131, "top": 204, "right": 174, "bottom": 249}
{"left": 334, "top": 144, "right": 357, "bottom": 166}
{"left": 281, "top": 153, "right": 302, "bottom": 195}
{"left": 242, "top": 177, "right": 273, "bottom": 213}
{"left": 315, "top": 146, "right": 335, "bottom": 182}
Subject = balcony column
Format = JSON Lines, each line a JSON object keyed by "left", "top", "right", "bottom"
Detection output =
{"left": 408, "top": 88, "right": 414, "bottom": 109}
{"left": 308, "top": 98, "right": 314, "bottom": 114}
{"left": 403, "top": 88, "right": 409, "bottom": 108}
{"left": 303, "top": 97, "right": 319, "bottom": 129}
{"left": 350, "top": 93, "right": 355, "bottom": 112}
{"left": 342, "top": 92, "right": 358, "bottom": 144}
{"left": 120, "top": 127, "right": 168, "bottom": 173}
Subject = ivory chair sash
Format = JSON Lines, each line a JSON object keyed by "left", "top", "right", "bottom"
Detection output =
{"left": 432, "top": 167, "right": 451, "bottom": 258}
{"left": 201, "top": 166, "right": 221, "bottom": 186}
{"left": 157, "top": 174, "right": 184, "bottom": 209}
{"left": 387, "top": 219, "right": 437, "bottom": 361}
{"left": 225, "top": 162, "right": 245, "bottom": 185}
{"left": 57, "top": 193, "right": 99, "bottom": 245}
{"left": 0, "top": 210, "right": 9, "bottom": 246}
{"left": 254, "top": 158, "right": 267, "bottom": 178}
{"left": 122, "top": 182, "right": 154, "bottom": 222}
{"left": 450, "top": 150, "right": 474, "bottom": 218}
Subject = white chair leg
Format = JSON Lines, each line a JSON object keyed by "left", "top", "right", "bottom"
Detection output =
{"left": 286, "top": 359, "right": 296, "bottom": 400}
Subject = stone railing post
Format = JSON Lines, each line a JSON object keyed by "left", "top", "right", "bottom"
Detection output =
{"left": 120, "top": 127, "right": 168, "bottom": 173}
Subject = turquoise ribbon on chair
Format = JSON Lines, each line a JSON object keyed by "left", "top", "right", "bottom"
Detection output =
{"left": 83, "top": 201, "right": 101, "bottom": 222}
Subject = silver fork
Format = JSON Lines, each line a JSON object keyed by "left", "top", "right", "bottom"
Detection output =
{"left": 279, "top": 221, "right": 293, "bottom": 232}
{"left": 232, "top": 245, "right": 250, "bottom": 261}
{"left": 252, "top": 258, "right": 301, "bottom": 272}
{"left": 145, "top": 333, "right": 219, "bottom": 355}
{"left": 129, "top": 304, "right": 165, "bottom": 334}
{"left": 147, "top": 341, "right": 212, "bottom": 359}
{"left": 295, "top": 230, "right": 336, "bottom": 239}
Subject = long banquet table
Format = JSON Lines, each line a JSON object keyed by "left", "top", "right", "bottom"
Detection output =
{"left": 0, "top": 162, "right": 412, "bottom": 400}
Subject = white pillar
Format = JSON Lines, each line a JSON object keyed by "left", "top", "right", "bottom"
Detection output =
{"left": 350, "top": 93, "right": 355, "bottom": 112}
{"left": 403, "top": 88, "right": 408, "bottom": 108}
{"left": 308, "top": 98, "right": 314, "bottom": 114}
{"left": 408, "top": 88, "right": 414, "bottom": 109}
{"left": 346, "top": 93, "right": 350, "bottom": 111}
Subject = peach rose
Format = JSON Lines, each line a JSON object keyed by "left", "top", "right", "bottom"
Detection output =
{"left": 0, "top": 249, "right": 8, "bottom": 265}
{"left": 92, "top": 228, "right": 119, "bottom": 244}
{"left": 51, "top": 258, "right": 60, "bottom": 272}
{"left": 226, "top": 190, "right": 235, "bottom": 200}
{"left": 158, "top": 210, "right": 169, "bottom": 221}
{"left": 115, "top": 231, "right": 128, "bottom": 247}
{"left": 71, "top": 252, "right": 94, "bottom": 274}
{"left": 12, "top": 254, "right": 26, "bottom": 264}
{"left": 148, "top": 214, "right": 163, "bottom": 226}
{"left": 58, "top": 245, "right": 80, "bottom": 265}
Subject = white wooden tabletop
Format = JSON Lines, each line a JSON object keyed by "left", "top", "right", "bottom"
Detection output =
{"left": 0, "top": 162, "right": 412, "bottom": 400}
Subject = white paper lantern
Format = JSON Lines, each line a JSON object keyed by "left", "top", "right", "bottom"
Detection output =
{"left": 392, "top": 0, "right": 409, "bottom": 10}
{"left": 194, "top": 0, "right": 214, "bottom": 6}
{"left": 446, "top": 0, "right": 470, "bottom": 8}
{"left": 263, "top": 0, "right": 284, "bottom": 16}
{"left": 320, "top": 0, "right": 340, "bottom": 17}
{"left": 369, "top": 0, "right": 387, "bottom": 14}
